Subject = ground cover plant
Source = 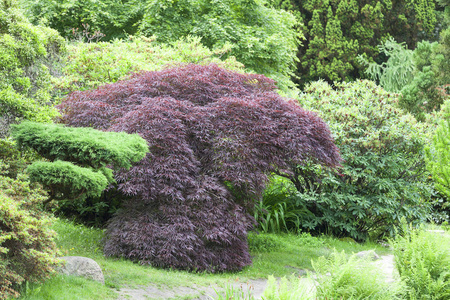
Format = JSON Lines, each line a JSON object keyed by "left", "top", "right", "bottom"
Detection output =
{"left": 391, "top": 222, "right": 450, "bottom": 299}
{"left": 290, "top": 80, "right": 434, "bottom": 241}
{"left": 58, "top": 63, "right": 341, "bottom": 272}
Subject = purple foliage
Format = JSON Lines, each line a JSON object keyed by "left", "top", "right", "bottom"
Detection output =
{"left": 58, "top": 64, "right": 341, "bottom": 271}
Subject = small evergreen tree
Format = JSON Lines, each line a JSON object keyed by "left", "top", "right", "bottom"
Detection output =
{"left": 11, "top": 121, "right": 149, "bottom": 204}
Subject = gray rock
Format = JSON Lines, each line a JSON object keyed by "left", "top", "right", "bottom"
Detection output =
{"left": 58, "top": 256, "right": 105, "bottom": 284}
{"left": 355, "top": 250, "right": 380, "bottom": 261}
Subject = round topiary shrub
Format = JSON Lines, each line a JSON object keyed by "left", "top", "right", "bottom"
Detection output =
{"left": 58, "top": 63, "right": 341, "bottom": 271}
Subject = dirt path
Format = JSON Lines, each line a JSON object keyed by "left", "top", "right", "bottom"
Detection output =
{"left": 116, "top": 254, "right": 398, "bottom": 300}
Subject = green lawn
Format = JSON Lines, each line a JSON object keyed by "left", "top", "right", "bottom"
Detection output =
{"left": 17, "top": 218, "right": 392, "bottom": 299}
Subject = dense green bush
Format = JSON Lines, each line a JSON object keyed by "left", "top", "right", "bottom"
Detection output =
{"left": 0, "top": 167, "right": 59, "bottom": 299}
{"left": 391, "top": 223, "right": 450, "bottom": 299}
{"left": 54, "top": 36, "right": 244, "bottom": 96}
{"left": 288, "top": 80, "right": 433, "bottom": 241}
{"left": 0, "top": 0, "right": 64, "bottom": 136}
{"left": 21, "top": 0, "right": 145, "bottom": 40}
{"left": 138, "top": 0, "right": 301, "bottom": 93}
{"left": 12, "top": 121, "right": 148, "bottom": 170}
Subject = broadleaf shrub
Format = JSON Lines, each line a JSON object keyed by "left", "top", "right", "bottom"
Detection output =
{"left": 0, "top": 0, "right": 64, "bottom": 136}
{"left": 291, "top": 80, "right": 433, "bottom": 241}
{"left": 0, "top": 167, "right": 59, "bottom": 299}
{"left": 53, "top": 36, "right": 244, "bottom": 97}
{"left": 58, "top": 63, "right": 341, "bottom": 271}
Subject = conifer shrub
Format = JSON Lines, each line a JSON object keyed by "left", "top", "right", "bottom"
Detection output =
{"left": 271, "top": 0, "right": 438, "bottom": 86}
{"left": 294, "top": 80, "right": 433, "bottom": 241}
{"left": 0, "top": 167, "right": 59, "bottom": 299}
{"left": 58, "top": 63, "right": 341, "bottom": 271}
{"left": 11, "top": 121, "right": 149, "bottom": 222}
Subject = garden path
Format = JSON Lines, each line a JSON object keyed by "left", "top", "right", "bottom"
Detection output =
{"left": 116, "top": 254, "right": 398, "bottom": 300}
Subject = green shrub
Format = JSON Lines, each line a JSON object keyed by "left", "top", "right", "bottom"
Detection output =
{"left": 292, "top": 80, "right": 433, "bottom": 241}
{"left": 0, "top": 0, "right": 64, "bottom": 135}
{"left": 391, "top": 223, "right": 450, "bottom": 299}
{"left": 262, "top": 275, "right": 316, "bottom": 300}
{"left": 54, "top": 36, "right": 244, "bottom": 96}
{"left": 26, "top": 161, "right": 110, "bottom": 201}
{"left": 360, "top": 37, "right": 449, "bottom": 121}
{"left": 11, "top": 121, "right": 149, "bottom": 224}
{"left": 271, "top": 0, "right": 437, "bottom": 86}
{"left": 0, "top": 168, "right": 59, "bottom": 299}
{"left": 358, "top": 38, "right": 415, "bottom": 93}
{"left": 11, "top": 121, "right": 149, "bottom": 170}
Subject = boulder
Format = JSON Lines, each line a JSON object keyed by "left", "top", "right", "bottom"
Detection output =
{"left": 355, "top": 250, "right": 380, "bottom": 261}
{"left": 59, "top": 256, "right": 105, "bottom": 284}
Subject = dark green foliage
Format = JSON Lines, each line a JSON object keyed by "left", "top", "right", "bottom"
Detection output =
{"left": 271, "top": 0, "right": 438, "bottom": 86}
{"left": 0, "top": 0, "right": 64, "bottom": 136}
{"left": 138, "top": 0, "right": 301, "bottom": 93}
{"left": 360, "top": 38, "right": 449, "bottom": 121}
{"left": 291, "top": 80, "right": 433, "bottom": 241}
{"left": 11, "top": 121, "right": 149, "bottom": 169}
{"left": 21, "top": 0, "right": 145, "bottom": 40}
{"left": 0, "top": 167, "right": 59, "bottom": 299}
{"left": 26, "top": 161, "right": 110, "bottom": 201}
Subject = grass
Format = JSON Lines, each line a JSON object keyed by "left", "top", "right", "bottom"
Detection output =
{"left": 17, "top": 218, "right": 392, "bottom": 299}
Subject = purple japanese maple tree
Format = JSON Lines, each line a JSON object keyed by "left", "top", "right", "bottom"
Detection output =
{"left": 58, "top": 64, "right": 341, "bottom": 271}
